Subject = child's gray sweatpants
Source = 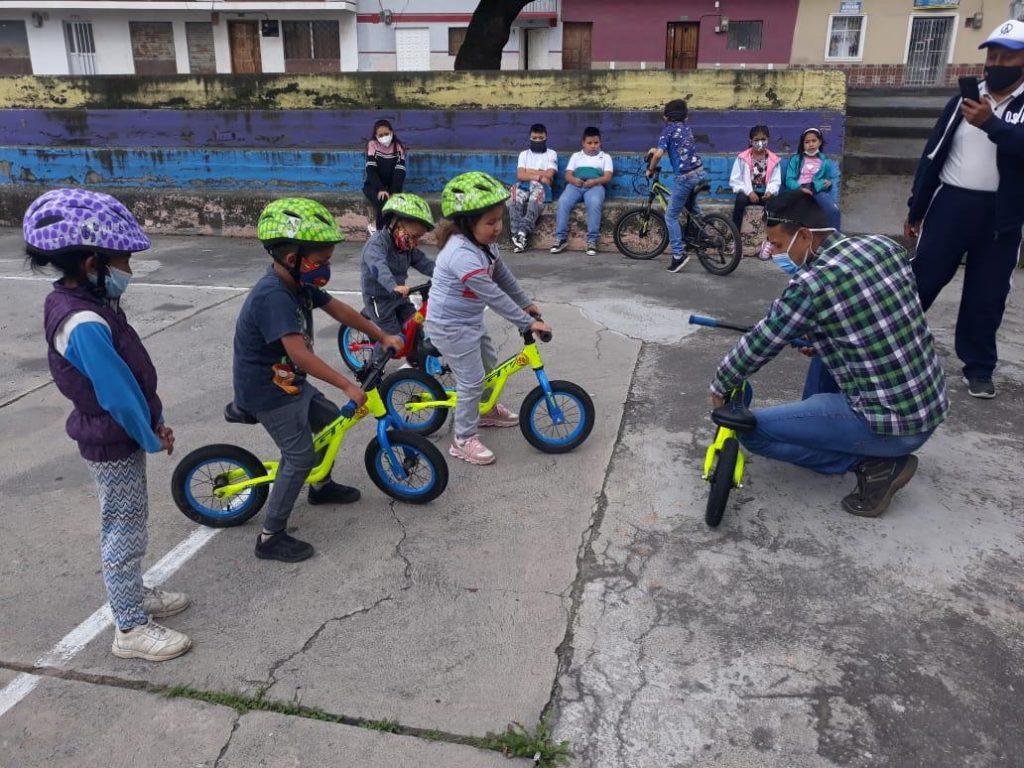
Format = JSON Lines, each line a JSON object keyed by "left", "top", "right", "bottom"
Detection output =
{"left": 425, "top": 322, "right": 496, "bottom": 440}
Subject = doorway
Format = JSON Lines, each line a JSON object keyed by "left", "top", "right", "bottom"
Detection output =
{"left": 64, "top": 21, "right": 97, "bottom": 75}
{"left": 524, "top": 27, "right": 550, "bottom": 70}
{"left": 666, "top": 22, "right": 699, "bottom": 70}
{"left": 561, "top": 22, "right": 592, "bottom": 70}
{"left": 228, "top": 20, "right": 262, "bottom": 73}
{"left": 904, "top": 16, "right": 954, "bottom": 86}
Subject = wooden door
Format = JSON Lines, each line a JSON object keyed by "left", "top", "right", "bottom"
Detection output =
{"left": 229, "top": 20, "right": 261, "bottom": 73}
{"left": 562, "top": 22, "right": 592, "bottom": 70}
{"left": 666, "top": 22, "right": 699, "bottom": 70}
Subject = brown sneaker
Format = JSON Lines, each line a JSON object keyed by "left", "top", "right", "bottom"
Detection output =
{"left": 479, "top": 403, "right": 519, "bottom": 428}
{"left": 841, "top": 455, "right": 918, "bottom": 518}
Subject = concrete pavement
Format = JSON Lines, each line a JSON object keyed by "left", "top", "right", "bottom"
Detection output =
{"left": 0, "top": 229, "right": 1021, "bottom": 767}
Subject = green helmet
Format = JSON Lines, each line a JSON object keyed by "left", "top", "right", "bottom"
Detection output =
{"left": 382, "top": 193, "right": 435, "bottom": 230}
{"left": 257, "top": 198, "right": 344, "bottom": 246}
{"left": 441, "top": 172, "right": 510, "bottom": 218}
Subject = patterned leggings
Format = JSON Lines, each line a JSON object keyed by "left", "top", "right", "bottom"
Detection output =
{"left": 85, "top": 450, "right": 149, "bottom": 631}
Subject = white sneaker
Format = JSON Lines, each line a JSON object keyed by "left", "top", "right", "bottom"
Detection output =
{"left": 367, "top": 223, "right": 377, "bottom": 236}
{"left": 449, "top": 435, "right": 496, "bottom": 465}
{"left": 142, "top": 586, "right": 191, "bottom": 618}
{"left": 112, "top": 621, "right": 192, "bottom": 662}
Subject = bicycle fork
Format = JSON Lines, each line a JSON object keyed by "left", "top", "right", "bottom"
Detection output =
{"left": 702, "top": 427, "right": 747, "bottom": 488}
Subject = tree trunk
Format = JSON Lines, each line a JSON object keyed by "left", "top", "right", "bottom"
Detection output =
{"left": 454, "top": 0, "right": 534, "bottom": 71}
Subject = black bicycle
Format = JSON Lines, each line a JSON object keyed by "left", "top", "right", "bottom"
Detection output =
{"left": 613, "top": 162, "right": 743, "bottom": 275}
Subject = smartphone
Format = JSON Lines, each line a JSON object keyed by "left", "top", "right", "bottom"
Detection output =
{"left": 959, "top": 76, "right": 981, "bottom": 103}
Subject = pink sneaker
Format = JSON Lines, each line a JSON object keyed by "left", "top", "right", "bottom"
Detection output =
{"left": 449, "top": 435, "right": 496, "bottom": 465}
{"left": 479, "top": 403, "right": 519, "bottom": 428}
{"left": 757, "top": 240, "right": 775, "bottom": 261}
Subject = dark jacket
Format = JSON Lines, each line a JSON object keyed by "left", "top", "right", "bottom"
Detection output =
{"left": 908, "top": 87, "right": 1024, "bottom": 233}
{"left": 44, "top": 283, "right": 162, "bottom": 462}
{"left": 360, "top": 229, "right": 434, "bottom": 301}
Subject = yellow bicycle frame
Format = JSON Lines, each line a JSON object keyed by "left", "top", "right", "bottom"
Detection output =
{"left": 701, "top": 426, "right": 747, "bottom": 489}
{"left": 402, "top": 339, "right": 545, "bottom": 416}
{"left": 212, "top": 388, "right": 389, "bottom": 499}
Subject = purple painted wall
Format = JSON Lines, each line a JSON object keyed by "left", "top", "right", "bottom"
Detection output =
{"left": 560, "top": 0, "right": 798, "bottom": 66}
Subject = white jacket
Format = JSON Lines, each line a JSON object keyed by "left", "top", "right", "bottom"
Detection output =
{"left": 729, "top": 149, "right": 782, "bottom": 196}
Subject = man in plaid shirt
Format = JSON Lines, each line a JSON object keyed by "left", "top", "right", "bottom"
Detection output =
{"left": 710, "top": 192, "right": 949, "bottom": 517}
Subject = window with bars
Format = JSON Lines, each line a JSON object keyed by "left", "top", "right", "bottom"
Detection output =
{"left": 185, "top": 21, "right": 216, "bottom": 74}
{"left": 129, "top": 21, "right": 177, "bottom": 75}
{"left": 727, "top": 20, "right": 763, "bottom": 51}
{"left": 448, "top": 27, "right": 467, "bottom": 57}
{"left": 826, "top": 15, "right": 865, "bottom": 60}
{"left": 282, "top": 20, "right": 340, "bottom": 73}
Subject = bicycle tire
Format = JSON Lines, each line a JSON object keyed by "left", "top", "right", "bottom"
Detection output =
{"left": 364, "top": 430, "right": 449, "bottom": 504}
{"left": 695, "top": 214, "right": 743, "bottom": 276}
{"left": 613, "top": 209, "right": 668, "bottom": 260}
{"left": 520, "top": 380, "right": 595, "bottom": 454}
{"left": 171, "top": 444, "right": 269, "bottom": 528}
{"left": 337, "top": 323, "right": 374, "bottom": 373}
{"left": 381, "top": 368, "right": 449, "bottom": 436}
{"left": 705, "top": 437, "right": 739, "bottom": 528}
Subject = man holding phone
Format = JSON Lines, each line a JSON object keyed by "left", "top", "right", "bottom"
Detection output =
{"left": 905, "top": 19, "right": 1024, "bottom": 399}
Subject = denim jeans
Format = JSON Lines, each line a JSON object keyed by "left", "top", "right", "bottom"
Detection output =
{"left": 555, "top": 184, "right": 605, "bottom": 243}
{"left": 813, "top": 191, "right": 841, "bottom": 229}
{"left": 738, "top": 360, "right": 933, "bottom": 475}
{"left": 666, "top": 169, "right": 709, "bottom": 256}
{"left": 508, "top": 182, "right": 547, "bottom": 237}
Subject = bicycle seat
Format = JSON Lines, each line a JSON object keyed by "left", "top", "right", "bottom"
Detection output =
{"left": 420, "top": 337, "right": 441, "bottom": 359}
{"left": 224, "top": 402, "right": 258, "bottom": 425}
{"left": 711, "top": 405, "right": 757, "bottom": 432}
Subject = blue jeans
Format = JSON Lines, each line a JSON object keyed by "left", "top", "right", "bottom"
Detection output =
{"left": 813, "top": 191, "right": 841, "bottom": 229}
{"left": 738, "top": 360, "right": 933, "bottom": 475}
{"left": 666, "top": 169, "right": 709, "bottom": 256}
{"left": 555, "top": 184, "right": 605, "bottom": 243}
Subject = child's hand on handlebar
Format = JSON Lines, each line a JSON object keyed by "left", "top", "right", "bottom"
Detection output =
{"left": 340, "top": 380, "right": 368, "bottom": 408}
{"left": 530, "top": 320, "right": 553, "bottom": 336}
{"left": 381, "top": 334, "right": 405, "bottom": 353}
{"left": 524, "top": 303, "right": 542, "bottom": 318}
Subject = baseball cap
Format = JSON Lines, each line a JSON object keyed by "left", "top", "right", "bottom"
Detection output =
{"left": 979, "top": 19, "right": 1024, "bottom": 50}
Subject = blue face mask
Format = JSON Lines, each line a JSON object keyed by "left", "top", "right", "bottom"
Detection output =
{"left": 89, "top": 266, "right": 131, "bottom": 297}
{"left": 772, "top": 253, "right": 800, "bottom": 275}
{"left": 298, "top": 258, "right": 331, "bottom": 288}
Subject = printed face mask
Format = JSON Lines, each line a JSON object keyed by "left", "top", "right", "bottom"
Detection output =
{"left": 984, "top": 65, "right": 1024, "bottom": 92}
{"left": 392, "top": 225, "right": 419, "bottom": 252}
{"left": 752, "top": 140, "right": 768, "bottom": 150}
{"left": 89, "top": 266, "right": 131, "bottom": 297}
{"left": 377, "top": 134, "right": 394, "bottom": 147}
{"left": 299, "top": 258, "right": 331, "bottom": 288}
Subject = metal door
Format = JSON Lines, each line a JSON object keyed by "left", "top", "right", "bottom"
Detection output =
{"left": 904, "top": 16, "right": 954, "bottom": 86}
{"left": 64, "top": 21, "right": 97, "bottom": 75}
{"left": 228, "top": 20, "right": 262, "bottom": 74}
{"left": 666, "top": 22, "right": 699, "bottom": 70}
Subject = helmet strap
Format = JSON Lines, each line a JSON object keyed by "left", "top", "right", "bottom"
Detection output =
{"left": 270, "top": 244, "right": 307, "bottom": 285}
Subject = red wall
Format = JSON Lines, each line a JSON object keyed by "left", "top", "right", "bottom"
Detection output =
{"left": 560, "top": 0, "right": 798, "bottom": 66}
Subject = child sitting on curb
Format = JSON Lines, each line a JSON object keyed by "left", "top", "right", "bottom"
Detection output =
{"left": 509, "top": 123, "right": 558, "bottom": 253}
{"left": 550, "top": 127, "right": 613, "bottom": 257}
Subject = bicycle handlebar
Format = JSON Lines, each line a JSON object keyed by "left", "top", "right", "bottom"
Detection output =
{"left": 406, "top": 281, "right": 431, "bottom": 296}
{"left": 526, "top": 312, "right": 553, "bottom": 343}
{"left": 688, "top": 314, "right": 810, "bottom": 349}
{"left": 340, "top": 347, "right": 396, "bottom": 417}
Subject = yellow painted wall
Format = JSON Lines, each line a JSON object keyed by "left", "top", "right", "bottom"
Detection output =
{"left": 0, "top": 69, "right": 845, "bottom": 111}
{"left": 791, "top": 0, "right": 990, "bottom": 66}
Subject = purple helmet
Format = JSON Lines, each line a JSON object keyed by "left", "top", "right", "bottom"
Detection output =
{"left": 23, "top": 188, "right": 151, "bottom": 255}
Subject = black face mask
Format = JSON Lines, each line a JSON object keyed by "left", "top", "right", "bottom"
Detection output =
{"left": 984, "top": 65, "right": 1024, "bottom": 93}
{"left": 529, "top": 139, "right": 547, "bottom": 153}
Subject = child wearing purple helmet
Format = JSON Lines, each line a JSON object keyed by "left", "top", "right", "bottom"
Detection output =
{"left": 25, "top": 188, "right": 192, "bottom": 662}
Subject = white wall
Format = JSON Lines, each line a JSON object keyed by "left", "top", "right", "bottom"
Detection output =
{"left": 171, "top": 19, "right": 190, "bottom": 73}
{"left": 22, "top": 11, "right": 137, "bottom": 74}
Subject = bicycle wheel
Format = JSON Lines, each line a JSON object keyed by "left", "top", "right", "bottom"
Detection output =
{"left": 520, "top": 380, "right": 595, "bottom": 454}
{"left": 705, "top": 437, "right": 739, "bottom": 527}
{"left": 337, "top": 323, "right": 375, "bottom": 373}
{"left": 613, "top": 209, "right": 668, "bottom": 260}
{"left": 381, "top": 368, "right": 449, "bottom": 436}
{"left": 365, "top": 430, "right": 449, "bottom": 504}
{"left": 694, "top": 214, "right": 743, "bottom": 276}
{"left": 171, "top": 444, "right": 269, "bottom": 528}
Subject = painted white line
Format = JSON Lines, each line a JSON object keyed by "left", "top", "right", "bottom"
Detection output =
{"left": 0, "top": 526, "right": 222, "bottom": 720}
{"left": 0, "top": 274, "right": 361, "bottom": 297}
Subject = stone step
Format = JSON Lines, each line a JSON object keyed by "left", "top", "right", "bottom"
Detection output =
{"left": 844, "top": 137, "right": 923, "bottom": 175}
{"left": 847, "top": 116, "right": 936, "bottom": 139}
{"left": 847, "top": 94, "right": 951, "bottom": 119}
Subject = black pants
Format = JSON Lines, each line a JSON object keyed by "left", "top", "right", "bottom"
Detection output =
{"left": 363, "top": 187, "right": 387, "bottom": 229}
{"left": 732, "top": 191, "right": 764, "bottom": 230}
{"left": 913, "top": 184, "right": 1020, "bottom": 380}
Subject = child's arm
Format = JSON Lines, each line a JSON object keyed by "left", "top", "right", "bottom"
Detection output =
{"left": 392, "top": 145, "right": 407, "bottom": 193}
{"left": 766, "top": 160, "right": 782, "bottom": 196}
{"left": 410, "top": 248, "right": 435, "bottom": 277}
{"left": 365, "top": 143, "right": 383, "bottom": 192}
{"left": 462, "top": 270, "right": 534, "bottom": 331}
{"left": 280, "top": 334, "right": 366, "bottom": 406}
{"left": 362, "top": 236, "right": 400, "bottom": 294}
{"left": 729, "top": 157, "right": 748, "bottom": 194}
{"left": 783, "top": 155, "right": 801, "bottom": 190}
{"left": 321, "top": 297, "right": 403, "bottom": 351}
{"left": 57, "top": 317, "right": 164, "bottom": 453}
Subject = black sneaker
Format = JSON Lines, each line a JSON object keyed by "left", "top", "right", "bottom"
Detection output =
{"left": 962, "top": 376, "right": 996, "bottom": 399}
{"left": 550, "top": 238, "right": 568, "bottom": 254}
{"left": 255, "top": 531, "right": 314, "bottom": 562}
{"left": 585, "top": 241, "right": 598, "bottom": 256}
{"left": 667, "top": 254, "right": 690, "bottom": 272}
{"left": 308, "top": 481, "right": 361, "bottom": 505}
{"left": 841, "top": 455, "right": 918, "bottom": 518}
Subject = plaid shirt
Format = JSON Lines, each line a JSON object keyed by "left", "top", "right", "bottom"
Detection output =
{"left": 710, "top": 233, "right": 948, "bottom": 436}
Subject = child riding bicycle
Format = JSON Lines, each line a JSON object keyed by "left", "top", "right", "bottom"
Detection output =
{"left": 427, "top": 172, "right": 552, "bottom": 466}
{"left": 232, "top": 198, "right": 403, "bottom": 563}
{"left": 647, "top": 98, "right": 709, "bottom": 273}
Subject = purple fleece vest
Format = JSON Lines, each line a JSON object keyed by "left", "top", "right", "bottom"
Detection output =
{"left": 44, "top": 283, "right": 162, "bottom": 462}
